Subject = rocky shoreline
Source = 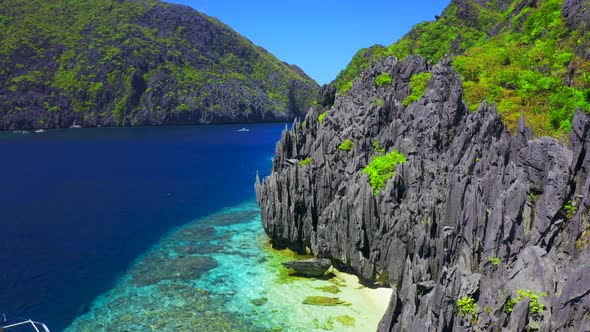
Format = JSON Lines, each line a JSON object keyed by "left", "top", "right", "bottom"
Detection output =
{"left": 256, "top": 55, "right": 590, "bottom": 331}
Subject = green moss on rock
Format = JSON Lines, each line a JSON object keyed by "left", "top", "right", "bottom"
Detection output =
{"left": 299, "top": 157, "right": 313, "bottom": 167}
{"left": 338, "top": 139, "right": 353, "bottom": 152}
{"left": 315, "top": 285, "right": 341, "bottom": 294}
{"left": 250, "top": 297, "right": 268, "bottom": 306}
{"left": 375, "top": 72, "right": 393, "bottom": 86}
{"left": 318, "top": 111, "right": 328, "bottom": 124}
{"left": 335, "top": 315, "right": 356, "bottom": 327}
{"left": 302, "top": 296, "right": 351, "bottom": 306}
{"left": 403, "top": 72, "right": 431, "bottom": 106}
{"left": 363, "top": 150, "right": 407, "bottom": 196}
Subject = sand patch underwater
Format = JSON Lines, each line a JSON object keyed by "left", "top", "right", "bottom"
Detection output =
{"left": 66, "top": 202, "right": 391, "bottom": 331}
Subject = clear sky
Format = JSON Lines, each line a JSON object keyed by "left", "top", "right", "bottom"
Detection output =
{"left": 167, "top": 1, "right": 451, "bottom": 85}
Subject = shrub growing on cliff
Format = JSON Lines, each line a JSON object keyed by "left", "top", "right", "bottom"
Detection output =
{"left": 375, "top": 72, "right": 393, "bottom": 87}
{"left": 318, "top": 111, "right": 328, "bottom": 124}
{"left": 333, "top": 45, "right": 390, "bottom": 92}
{"left": 529, "top": 192, "right": 536, "bottom": 202}
{"left": 489, "top": 257, "right": 500, "bottom": 266}
{"left": 363, "top": 150, "right": 406, "bottom": 196}
{"left": 299, "top": 157, "right": 313, "bottom": 167}
{"left": 564, "top": 200, "right": 577, "bottom": 219}
{"left": 504, "top": 289, "right": 547, "bottom": 315}
{"left": 338, "top": 139, "right": 353, "bottom": 151}
{"left": 403, "top": 72, "right": 431, "bottom": 106}
{"left": 456, "top": 296, "right": 477, "bottom": 320}
{"left": 339, "top": 81, "right": 353, "bottom": 94}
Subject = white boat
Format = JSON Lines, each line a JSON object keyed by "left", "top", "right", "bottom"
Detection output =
{"left": 1, "top": 313, "right": 50, "bottom": 331}
{"left": 237, "top": 127, "right": 249, "bottom": 132}
{"left": 34, "top": 129, "right": 45, "bottom": 133}
{"left": 70, "top": 124, "right": 82, "bottom": 129}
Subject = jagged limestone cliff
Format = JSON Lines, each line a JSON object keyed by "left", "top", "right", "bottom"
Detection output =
{"left": 256, "top": 55, "right": 590, "bottom": 330}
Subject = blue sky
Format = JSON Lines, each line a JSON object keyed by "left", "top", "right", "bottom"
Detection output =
{"left": 167, "top": 1, "right": 450, "bottom": 85}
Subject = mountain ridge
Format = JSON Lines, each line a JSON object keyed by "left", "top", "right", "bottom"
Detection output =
{"left": 0, "top": 0, "right": 318, "bottom": 130}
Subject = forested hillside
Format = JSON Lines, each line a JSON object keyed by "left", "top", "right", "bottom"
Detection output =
{"left": 0, "top": 0, "right": 318, "bottom": 129}
{"left": 333, "top": 0, "right": 590, "bottom": 137}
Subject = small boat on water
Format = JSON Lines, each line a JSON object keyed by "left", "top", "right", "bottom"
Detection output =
{"left": 1, "top": 313, "right": 50, "bottom": 331}
{"left": 34, "top": 129, "right": 46, "bottom": 133}
{"left": 70, "top": 124, "right": 82, "bottom": 129}
{"left": 237, "top": 127, "right": 249, "bottom": 132}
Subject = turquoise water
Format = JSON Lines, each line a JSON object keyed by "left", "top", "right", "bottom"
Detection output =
{"left": 0, "top": 123, "right": 284, "bottom": 330}
{"left": 0, "top": 123, "right": 390, "bottom": 331}
{"left": 65, "top": 202, "right": 390, "bottom": 331}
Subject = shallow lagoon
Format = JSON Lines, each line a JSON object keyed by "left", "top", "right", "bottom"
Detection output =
{"left": 66, "top": 202, "right": 391, "bottom": 331}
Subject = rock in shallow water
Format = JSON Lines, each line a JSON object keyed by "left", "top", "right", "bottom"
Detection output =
{"left": 281, "top": 258, "right": 332, "bottom": 277}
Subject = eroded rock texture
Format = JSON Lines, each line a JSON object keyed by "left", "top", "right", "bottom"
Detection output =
{"left": 256, "top": 55, "right": 590, "bottom": 331}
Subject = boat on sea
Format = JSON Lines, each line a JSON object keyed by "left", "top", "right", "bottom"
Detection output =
{"left": 34, "top": 129, "right": 45, "bottom": 133}
{"left": 1, "top": 313, "right": 50, "bottom": 332}
{"left": 70, "top": 124, "right": 82, "bottom": 129}
{"left": 237, "top": 127, "right": 249, "bottom": 132}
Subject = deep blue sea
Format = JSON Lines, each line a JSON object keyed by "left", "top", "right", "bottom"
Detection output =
{"left": 0, "top": 123, "right": 389, "bottom": 332}
{"left": 0, "top": 123, "right": 284, "bottom": 331}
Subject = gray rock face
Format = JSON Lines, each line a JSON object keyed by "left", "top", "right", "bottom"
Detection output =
{"left": 317, "top": 84, "right": 336, "bottom": 108}
{"left": 281, "top": 258, "right": 332, "bottom": 277}
{"left": 563, "top": 0, "right": 590, "bottom": 60}
{"left": 256, "top": 55, "right": 590, "bottom": 331}
{"left": 563, "top": 0, "right": 590, "bottom": 30}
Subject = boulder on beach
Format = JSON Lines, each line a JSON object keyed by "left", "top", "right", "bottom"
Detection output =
{"left": 281, "top": 258, "right": 331, "bottom": 277}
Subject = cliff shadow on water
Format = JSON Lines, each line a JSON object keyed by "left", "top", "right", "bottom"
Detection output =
{"left": 256, "top": 54, "right": 590, "bottom": 331}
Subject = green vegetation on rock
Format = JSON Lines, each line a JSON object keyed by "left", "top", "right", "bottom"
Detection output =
{"left": 338, "top": 139, "right": 353, "bottom": 152}
{"left": 489, "top": 257, "right": 500, "bottom": 266}
{"left": 403, "top": 72, "right": 431, "bottom": 106}
{"left": 504, "top": 289, "right": 547, "bottom": 315}
{"left": 315, "top": 285, "right": 341, "bottom": 294}
{"left": 335, "top": 315, "right": 356, "bottom": 327}
{"left": 318, "top": 111, "right": 329, "bottom": 124}
{"left": 375, "top": 72, "right": 393, "bottom": 87}
{"left": 363, "top": 150, "right": 406, "bottom": 196}
{"left": 452, "top": 0, "right": 589, "bottom": 136}
{"left": 334, "top": 45, "right": 391, "bottom": 93}
{"left": 312, "top": 317, "right": 334, "bottom": 330}
{"left": 333, "top": 0, "right": 590, "bottom": 137}
{"left": 339, "top": 81, "right": 353, "bottom": 94}
{"left": 564, "top": 200, "right": 577, "bottom": 219}
{"left": 456, "top": 296, "right": 477, "bottom": 320}
{"left": 0, "top": 0, "right": 318, "bottom": 129}
{"left": 302, "top": 296, "right": 351, "bottom": 306}
{"left": 299, "top": 157, "right": 313, "bottom": 167}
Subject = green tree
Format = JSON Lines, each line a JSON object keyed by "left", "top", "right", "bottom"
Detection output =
{"left": 363, "top": 150, "right": 406, "bottom": 195}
